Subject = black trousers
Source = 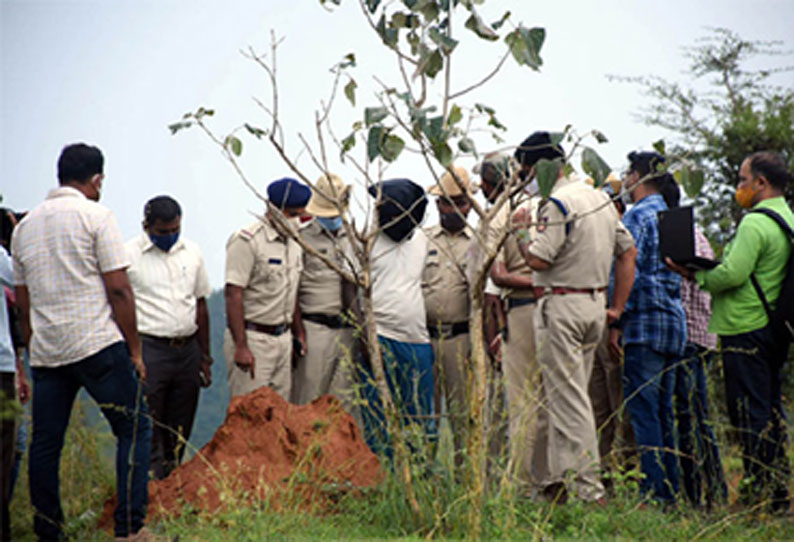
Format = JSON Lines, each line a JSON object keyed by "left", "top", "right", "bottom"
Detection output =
{"left": 142, "top": 336, "right": 201, "bottom": 480}
{"left": 721, "top": 325, "right": 790, "bottom": 512}
{"left": 1, "top": 372, "right": 15, "bottom": 542}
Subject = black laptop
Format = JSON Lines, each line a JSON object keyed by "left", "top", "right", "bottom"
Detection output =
{"left": 658, "top": 205, "right": 720, "bottom": 271}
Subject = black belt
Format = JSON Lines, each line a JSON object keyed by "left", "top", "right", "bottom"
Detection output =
{"left": 302, "top": 312, "right": 349, "bottom": 329}
{"left": 507, "top": 297, "right": 537, "bottom": 310}
{"left": 243, "top": 321, "right": 289, "bottom": 336}
{"left": 427, "top": 321, "right": 469, "bottom": 339}
{"left": 140, "top": 333, "right": 196, "bottom": 348}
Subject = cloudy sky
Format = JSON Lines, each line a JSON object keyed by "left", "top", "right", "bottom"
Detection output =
{"left": 2, "top": 0, "right": 792, "bottom": 286}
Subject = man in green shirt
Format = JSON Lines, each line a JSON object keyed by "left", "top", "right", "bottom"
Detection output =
{"left": 667, "top": 151, "right": 792, "bottom": 513}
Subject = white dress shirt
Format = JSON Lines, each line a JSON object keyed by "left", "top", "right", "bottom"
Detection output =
{"left": 12, "top": 187, "right": 129, "bottom": 367}
{"left": 126, "top": 232, "right": 211, "bottom": 338}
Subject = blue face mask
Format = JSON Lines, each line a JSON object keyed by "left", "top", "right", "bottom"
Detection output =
{"left": 149, "top": 232, "right": 179, "bottom": 252}
{"left": 317, "top": 216, "right": 343, "bottom": 232}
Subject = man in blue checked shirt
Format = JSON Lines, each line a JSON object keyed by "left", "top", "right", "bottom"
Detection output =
{"left": 615, "top": 151, "right": 687, "bottom": 505}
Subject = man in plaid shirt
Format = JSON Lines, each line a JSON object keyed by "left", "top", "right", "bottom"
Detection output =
{"left": 616, "top": 151, "right": 686, "bottom": 504}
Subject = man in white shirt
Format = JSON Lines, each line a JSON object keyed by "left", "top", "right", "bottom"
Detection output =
{"left": 126, "top": 195, "right": 212, "bottom": 479}
{"left": 12, "top": 143, "right": 151, "bottom": 541}
{"left": 360, "top": 178, "right": 436, "bottom": 456}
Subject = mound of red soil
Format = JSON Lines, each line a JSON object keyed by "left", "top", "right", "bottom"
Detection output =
{"left": 100, "top": 386, "right": 381, "bottom": 527}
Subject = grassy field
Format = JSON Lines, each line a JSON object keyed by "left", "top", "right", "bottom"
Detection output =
{"left": 8, "top": 396, "right": 794, "bottom": 542}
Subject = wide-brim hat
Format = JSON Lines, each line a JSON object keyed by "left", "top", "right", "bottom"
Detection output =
{"left": 305, "top": 173, "right": 351, "bottom": 217}
{"left": 428, "top": 165, "right": 475, "bottom": 197}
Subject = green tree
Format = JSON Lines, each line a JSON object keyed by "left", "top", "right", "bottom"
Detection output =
{"left": 616, "top": 27, "right": 794, "bottom": 245}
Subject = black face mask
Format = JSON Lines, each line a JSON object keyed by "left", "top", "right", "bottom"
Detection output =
{"left": 440, "top": 211, "right": 467, "bottom": 233}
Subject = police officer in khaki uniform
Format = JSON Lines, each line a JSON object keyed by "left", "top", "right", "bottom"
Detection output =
{"left": 292, "top": 173, "right": 357, "bottom": 413}
{"left": 422, "top": 166, "right": 475, "bottom": 464}
{"left": 477, "top": 153, "right": 548, "bottom": 490}
{"left": 224, "top": 177, "right": 311, "bottom": 399}
{"left": 513, "top": 131, "right": 636, "bottom": 502}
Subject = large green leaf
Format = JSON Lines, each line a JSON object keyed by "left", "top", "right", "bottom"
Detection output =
{"left": 413, "top": 0, "right": 439, "bottom": 22}
{"left": 433, "top": 142, "right": 453, "bottom": 167}
{"left": 504, "top": 26, "right": 545, "bottom": 70}
{"left": 344, "top": 78, "right": 357, "bottom": 106}
{"left": 376, "top": 14, "right": 398, "bottom": 48}
{"left": 581, "top": 147, "right": 611, "bottom": 187}
{"left": 340, "top": 132, "right": 356, "bottom": 160}
{"left": 678, "top": 165, "right": 705, "bottom": 198}
{"left": 423, "top": 115, "right": 447, "bottom": 145}
{"left": 458, "top": 137, "right": 476, "bottom": 156}
{"left": 447, "top": 104, "right": 462, "bottom": 126}
{"left": 365, "top": 106, "right": 389, "bottom": 127}
{"left": 429, "top": 27, "right": 458, "bottom": 54}
{"left": 652, "top": 139, "right": 667, "bottom": 156}
{"left": 225, "top": 135, "right": 243, "bottom": 157}
{"left": 464, "top": 10, "right": 498, "bottom": 41}
{"left": 536, "top": 158, "right": 562, "bottom": 198}
{"left": 417, "top": 48, "right": 444, "bottom": 78}
{"left": 381, "top": 134, "right": 405, "bottom": 162}
{"left": 367, "top": 126, "right": 384, "bottom": 161}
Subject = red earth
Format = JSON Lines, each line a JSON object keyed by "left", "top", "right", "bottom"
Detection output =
{"left": 100, "top": 386, "right": 381, "bottom": 527}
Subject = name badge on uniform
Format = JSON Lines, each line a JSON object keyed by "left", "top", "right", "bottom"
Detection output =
{"left": 428, "top": 249, "right": 438, "bottom": 256}
{"left": 268, "top": 258, "right": 283, "bottom": 265}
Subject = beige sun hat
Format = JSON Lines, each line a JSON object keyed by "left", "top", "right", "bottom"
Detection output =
{"left": 305, "top": 173, "right": 351, "bottom": 217}
{"left": 428, "top": 165, "right": 474, "bottom": 197}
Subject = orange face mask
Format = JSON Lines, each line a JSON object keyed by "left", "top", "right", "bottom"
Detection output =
{"left": 735, "top": 182, "right": 759, "bottom": 208}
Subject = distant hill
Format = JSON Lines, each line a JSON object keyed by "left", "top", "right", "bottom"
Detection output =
{"left": 190, "top": 288, "right": 229, "bottom": 449}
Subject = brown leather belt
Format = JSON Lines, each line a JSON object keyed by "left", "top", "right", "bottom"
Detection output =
{"left": 140, "top": 333, "right": 196, "bottom": 348}
{"left": 533, "top": 286, "right": 607, "bottom": 298}
{"left": 244, "top": 321, "right": 289, "bottom": 336}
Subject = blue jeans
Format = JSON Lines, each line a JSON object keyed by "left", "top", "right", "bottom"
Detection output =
{"left": 623, "top": 344, "right": 679, "bottom": 503}
{"left": 359, "top": 336, "right": 436, "bottom": 459}
{"left": 673, "top": 343, "right": 728, "bottom": 506}
{"left": 29, "top": 342, "right": 151, "bottom": 540}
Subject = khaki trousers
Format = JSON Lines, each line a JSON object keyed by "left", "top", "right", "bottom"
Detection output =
{"left": 431, "top": 332, "right": 469, "bottom": 460}
{"left": 502, "top": 302, "right": 548, "bottom": 489}
{"left": 535, "top": 293, "right": 605, "bottom": 500}
{"left": 224, "top": 328, "right": 292, "bottom": 399}
{"left": 292, "top": 321, "right": 356, "bottom": 412}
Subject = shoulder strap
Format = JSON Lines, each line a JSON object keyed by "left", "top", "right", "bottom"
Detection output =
{"left": 547, "top": 196, "right": 571, "bottom": 236}
{"left": 748, "top": 207, "right": 794, "bottom": 319}
{"left": 749, "top": 208, "right": 794, "bottom": 238}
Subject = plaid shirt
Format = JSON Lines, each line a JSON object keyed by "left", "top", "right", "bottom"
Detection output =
{"left": 681, "top": 227, "right": 717, "bottom": 349}
{"left": 12, "top": 187, "right": 129, "bottom": 367}
{"left": 621, "top": 194, "right": 687, "bottom": 356}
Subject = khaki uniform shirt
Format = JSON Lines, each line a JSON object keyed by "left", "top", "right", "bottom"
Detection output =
{"left": 422, "top": 225, "right": 472, "bottom": 325}
{"left": 298, "top": 220, "right": 348, "bottom": 316}
{"left": 225, "top": 218, "right": 302, "bottom": 326}
{"left": 530, "top": 176, "right": 634, "bottom": 289}
{"left": 499, "top": 199, "right": 539, "bottom": 300}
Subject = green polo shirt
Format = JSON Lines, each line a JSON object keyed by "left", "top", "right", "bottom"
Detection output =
{"left": 695, "top": 196, "right": 794, "bottom": 336}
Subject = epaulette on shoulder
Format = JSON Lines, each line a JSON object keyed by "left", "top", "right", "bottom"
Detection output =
{"left": 238, "top": 221, "right": 264, "bottom": 241}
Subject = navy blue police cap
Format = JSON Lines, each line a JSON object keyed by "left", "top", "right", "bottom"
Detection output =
{"left": 267, "top": 177, "right": 312, "bottom": 209}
